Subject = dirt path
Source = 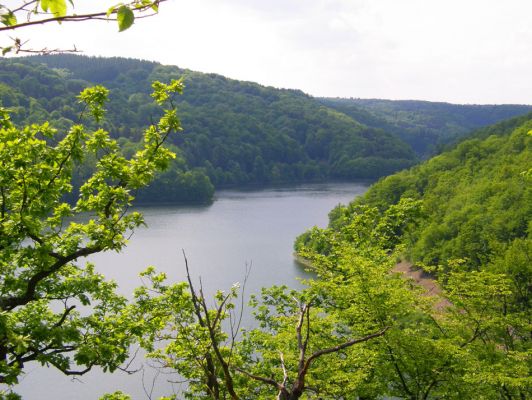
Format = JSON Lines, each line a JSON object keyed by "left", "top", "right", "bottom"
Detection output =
{"left": 296, "top": 254, "right": 452, "bottom": 310}
{"left": 393, "top": 260, "right": 451, "bottom": 310}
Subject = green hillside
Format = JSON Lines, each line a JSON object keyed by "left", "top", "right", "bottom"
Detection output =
{"left": 297, "top": 112, "right": 531, "bottom": 324}
{"left": 294, "top": 114, "right": 531, "bottom": 398}
{"left": 320, "top": 97, "right": 532, "bottom": 157}
{"left": 0, "top": 54, "right": 416, "bottom": 203}
{"left": 303, "top": 112, "right": 531, "bottom": 273}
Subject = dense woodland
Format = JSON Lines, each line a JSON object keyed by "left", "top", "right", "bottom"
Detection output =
{"left": 312, "top": 112, "right": 531, "bottom": 272}
{"left": 321, "top": 97, "right": 532, "bottom": 156}
{"left": 1, "top": 51, "right": 531, "bottom": 399}
{"left": 1, "top": 55, "right": 530, "bottom": 204}
{"left": 0, "top": 54, "right": 418, "bottom": 203}
{"left": 295, "top": 113, "right": 531, "bottom": 398}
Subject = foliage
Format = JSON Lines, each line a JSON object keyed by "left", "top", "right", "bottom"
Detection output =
{"left": 0, "top": 54, "right": 417, "bottom": 198}
{"left": 136, "top": 238, "right": 407, "bottom": 399}
{"left": 294, "top": 114, "right": 532, "bottom": 398}
{"left": 138, "top": 193, "right": 531, "bottom": 399}
{"left": 0, "top": 80, "right": 182, "bottom": 385}
{"left": 330, "top": 114, "right": 532, "bottom": 273}
{"left": 4, "top": 56, "right": 530, "bottom": 204}
{"left": 0, "top": 0, "right": 166, "bottom": 54}
{"left": 321, "top": 97, "right": 532, "bottom": 157}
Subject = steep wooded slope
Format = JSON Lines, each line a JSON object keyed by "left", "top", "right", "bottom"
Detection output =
{"left": 0, "top": 55, "right": 415, "bottom": 198}
{"left": 294, "top": 113, "right": 531, "bottom": 399}
{"left": 315, "top": 113, "right": 531, "bottom": 276}
{"left": 320, "top": 97, "right": 532, "bottom": 157}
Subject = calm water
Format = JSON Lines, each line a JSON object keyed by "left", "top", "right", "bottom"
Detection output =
{"left": 15, "top": 182, "right": 367, "bottom": 399}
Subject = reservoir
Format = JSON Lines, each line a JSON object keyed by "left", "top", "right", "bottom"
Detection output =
{"left": 15, "top": 182, "right": 368, "bottom": 399}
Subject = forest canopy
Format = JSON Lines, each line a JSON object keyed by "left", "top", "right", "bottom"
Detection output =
{"left": 320, "top": 97, "right": 532, "bottom": 156}
{"left": 0, "top": 55, "right": 420, "bottom": 198}
{"left": 294, "top": 114, "right": 531, "bottom": 399}
{"left": 2, "top": 55, "right": 530, "bottom": 204}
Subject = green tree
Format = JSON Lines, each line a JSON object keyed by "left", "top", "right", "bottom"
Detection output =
{"left": 294, "top": 189, "right": 531, "bottom": 399}
{"left": 136, "top": 261, "right": 390, "bottom": 400}
{"left": 134, "top": 200, "right": 430, "bottom": 400}
{"left": 0, "top": 79, "right": 183, "bottom": 387}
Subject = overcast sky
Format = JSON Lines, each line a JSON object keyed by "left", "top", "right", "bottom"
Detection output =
{"left": 14, "top": 0, "right": 532, "bottom": 104}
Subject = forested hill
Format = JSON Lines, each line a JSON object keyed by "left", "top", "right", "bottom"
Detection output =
{"left": 0, "top": 54, "right": 417, "bottom": 203}
{"left": 293, "top": 113, "right": 531, "bottom": 399}
{"left": 320, "top": 97, "right": 532, "bottom": 157}
{"left": 300, "top": 112, "right": 531, "bottom": 274}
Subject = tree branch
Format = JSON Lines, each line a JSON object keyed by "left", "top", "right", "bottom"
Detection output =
{"left": 234, "top": 366, "right": 285, "bottom": 392}
{"left": 53, "top": 305, "right": 76, "bottom": 328}
{"left": 385, "top": 342, "right": 413, "bottom": 397}
{"left": 0, "top": 245, "right": 102, "bottom": 311}
{"left": 199, "top": 285, "right": 240, "bottom": 400}
{"left": 47, "top": 358, "right": 93, "bottom": 376}
{"left": 297, "top": 326, "right": 389, "bottom": 392}
{"left": 0, "top": 0, "right": 167, "bottom": 32}
{"left": 280, "top": 352, "right": 288, "bottom": 387}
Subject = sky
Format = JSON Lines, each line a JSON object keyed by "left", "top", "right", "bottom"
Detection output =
{"left": 9, "top": 0, "right": 532, "bottom": 104}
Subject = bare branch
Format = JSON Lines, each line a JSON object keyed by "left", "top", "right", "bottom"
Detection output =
{"left": 47, "top": 359, "right": 93, "bottom": 377}
{"left": 280, "top": 352, "right": 288, "bottom": 387}
{"left": 2, "top": 36, "right": 80, "bottom": 55}
{"left": 296, "top": 303, "right": 309, "bottom": 374}
{"left": 234, "top": 366, "right": 284, "bottom": 391}
{"left": 183, "top": 250, "right": 207, "bottom": 326}
{"left": 228, "top": 264, "right": 251, "bottom": 366}
{"left": 117, "top": 347, "right": 142, "bottom": 375}
{"left": 198, "top": 284, "right": 240, "bottom": 400}
{"left": 0, "top": 244, "right": 103, "bottom": 311}
{"left": 53, "top": 305, "right": 76, "bottom": 328}
{"left": 303, "top": 327, "right": 389, "bottom": 376}
{"left": 10, "top": 0, "right": 39, "bottom": 14}
{"left": 212, "top": 291, "right": 233, "bottom": 330}
{"left": 181, "top": 250, "right": 221, "bottom": 399}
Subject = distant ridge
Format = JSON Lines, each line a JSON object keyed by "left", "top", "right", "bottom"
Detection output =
{"left": 1, "top": 54, "right": 530, "bottom": 203}
{"left": 0, "top": 54, "right": 415, "bottom": 202}
{"left": 320, "top": 97, "right": 532, "bottom": 156}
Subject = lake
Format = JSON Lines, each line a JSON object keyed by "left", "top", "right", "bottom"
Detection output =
{"left": 14, "top": 182, "right": 368, "bottom": 399}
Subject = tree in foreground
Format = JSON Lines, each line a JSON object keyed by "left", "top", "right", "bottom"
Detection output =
{"left": 136, "top": 264, "right": 390, "bottom": 399}
{"left": 0, "top": 79, "right": 183, "bottom": 389}
{"left": 132, "top": 202, "right": 432, "bottom": 399}
{"left": 294, "top": 195, "right": 531, "bottom": 399}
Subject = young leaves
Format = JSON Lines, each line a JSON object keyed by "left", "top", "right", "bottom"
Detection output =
{"left": 0, "top": 11, "right": 16, "bottom": 27}
{"left": 116, "top": 5, "right": 135, "bottom": 32}
{"left": 40, "top": 0, "right": 67, "bottom": 18}
{"left": 0, "top": 79, "right": 182, "bottom": 387}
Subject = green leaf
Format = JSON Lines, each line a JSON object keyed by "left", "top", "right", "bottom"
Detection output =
{"left": 40, "top": 0, "right": 50, "bottom": 12}
{"left": 117, "top": 6, "right": 134, "bottom": 32}
{"left": 106, "top": 3, "right": 123, "bottom": 18}
{"left": 1, "top": 11, "right": 17, "bottom": 27}
{"left": 53, "top": 0, "right": 67, "bottom": 17}
{"left": 41, "top": 0, "right": 67, "bottom": 17}
{"left": 2, "top": 46, "right": 12, "bottom": 55}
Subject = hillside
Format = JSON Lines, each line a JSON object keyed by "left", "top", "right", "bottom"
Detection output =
{"left": 0, "top": 54, "right": 416, "bottom": 203}
{"left": 320, "top": 97, "right": 532, "bottom": 157}
{"left": 294, "top": 114, "right": 531, "bottom": 398}
{"left": 313, "top": 113, "right": 531, "bottom": 270}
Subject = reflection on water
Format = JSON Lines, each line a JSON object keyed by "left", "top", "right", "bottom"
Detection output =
{"left": 14, "top": 182, "right": 367, "bottom": 400}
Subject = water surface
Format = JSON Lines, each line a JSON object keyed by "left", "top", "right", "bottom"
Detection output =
{"left": 15, "top": 182, "right": 368, "bottom": 399}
